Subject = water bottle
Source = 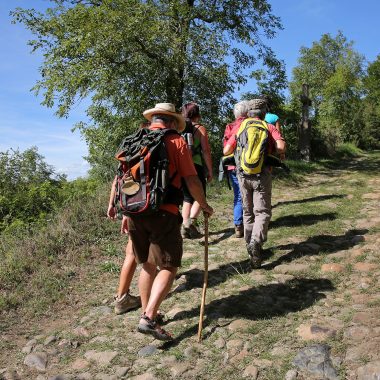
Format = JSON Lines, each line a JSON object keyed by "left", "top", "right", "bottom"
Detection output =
{"left": 184, "top": 133, "right": 194, "bottom": 152}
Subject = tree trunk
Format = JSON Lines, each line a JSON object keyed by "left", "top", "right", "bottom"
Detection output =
{"left": 298, "top": 84, "right": 312, "bottom": 161}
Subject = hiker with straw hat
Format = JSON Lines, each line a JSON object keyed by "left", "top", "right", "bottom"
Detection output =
{"left": 125, "top": 103, "right": 213, "bottom": 341}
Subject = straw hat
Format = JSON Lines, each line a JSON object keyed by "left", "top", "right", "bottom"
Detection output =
{"left": 143, "top": 103, "right": 185, "bottom": 132}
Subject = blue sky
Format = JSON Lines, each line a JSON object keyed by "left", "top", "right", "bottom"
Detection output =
{"left": 1, "top": 0, "right": 379, "bottom": 180}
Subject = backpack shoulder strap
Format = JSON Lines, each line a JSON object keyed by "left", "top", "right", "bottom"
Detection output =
{"left": 192, "top": 123, "right": 201, "bottom": 135}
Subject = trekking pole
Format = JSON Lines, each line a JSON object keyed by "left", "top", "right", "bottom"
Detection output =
{"left": 197, "top": 213, "right": 209, "bottom": 343}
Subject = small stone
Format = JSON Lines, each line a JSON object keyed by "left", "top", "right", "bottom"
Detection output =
{"left": 88, "top": 306, "right": 113, "bottom": 316}
{"left": 58, "top": 339, "right": 71, "bottom": 347}
{"left": 170, "top": 363, "right": 191, "bottom": 377}
{"left": 226, "top": 339, "right": 243, "bottom": 350}
{"left": 321, "top": 263, "right": 345, "bottom": 273}
{"left": 352, "top": 312, "right": 374, "bottom": 325}
{"left": 71, "top": 358, "right": 90, "bottom": 370}
{"left": 345, "top": 339, "right": 380, "bottom": 362}
{"left": 138, "top": 345, "right": 158, "bottom": 357}
{"left": 72, "top": 327, "right": 90, "bottom": 337}
{"left": 21, "top": 345, "right": 34, "bottom": 354}
{"left": 44, "top": 336, "right": 57, "bottom": 346}
{"left": 129, "top": 373, "right": 157, "bottom": 380}
{"left": 242, "top": 365, "right": 258, "bottom": 379}
{"left": 24, "top": 352, "right": 48, "bottom": 372}
{"left": 230, "top": 349, "right": 249, "bottom": 364}
{"left": 166, "top": 307, "right": 185, "bottom": 318}
{"left": 270, "top": 345, "right": 292, "bottom": 357}
{"left": 76, "top": 373, "right": 92, "bottom": 380}
{"left": 214, "top": 337, "right": 225, "bottom": 349}
{"left": 285, "top": 369, "right": 297, "bottom": 380}
{"left": 2, "top": 369, "right": 22, "bottom": 380}
{"left": 273, "top": 263, "right": 309, "bottom": 274}
{"left": 115, "top": 366, "right": 130, "bottom": 377}
{"left": 183, "top": 346, "right": 198, "bottom": 359}
{"left": 354, "top": 262, "right": 378, "bottom": 272}
{"left": 161, "top": 355, "right": 177, "bottom": 364}
{"left": 297, "top": 324, "right": 336, "bottom": 341}
{"left": 84, "top": 350, "right": 118, "bottom": 366}
{"left": 228, "top": 319, "right": 250, "bottom": 332}
{"left": 357, "top": 360, "right": 380, "bottom": 380}
{"left": 293, "top": 344, "right": 339, "bottom": 380}
{"left": 89, "top": 336, "right": 109, "bottom": 344}
{"left": 95, "top": 374, "right": 117, "bottom": 380}
{"left": 344, "top": 326, "right": 371, "bottom": 341}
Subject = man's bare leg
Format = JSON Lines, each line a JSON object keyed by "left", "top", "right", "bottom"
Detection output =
{"left": 144, "top": 266, "right": 177, "bottom": 320}
{"left": 117, "top": 239, "right": 137, "bottom": 297}
{"left": 138, "top": 262, "right": 157, "bottom": 314}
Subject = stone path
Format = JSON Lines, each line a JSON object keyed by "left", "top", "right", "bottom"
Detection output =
{"left": 1, "top": 156, "right": 379, "bottom": 380}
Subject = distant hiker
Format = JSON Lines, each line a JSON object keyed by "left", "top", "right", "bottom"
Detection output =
{"left": 180, "top": 102, "right": 213, "bottom": 239}
{"left": 119, "top": 103, "right": 213, "bottom": 341}
{"left": 223, "top": 98, "right": 286, "bottom": 268}
{"left": 261, "top": 95, "right": 286, "bottom": 161}
{"left": 222, "top": 100, "right": 249, "bottom": 238}
{"left": 260, "top": 95, "right": 282, "bottom": 134}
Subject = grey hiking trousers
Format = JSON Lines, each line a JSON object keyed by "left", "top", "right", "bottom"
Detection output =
{"left": 237, "top": 168, "right": 272, "bottom": 246}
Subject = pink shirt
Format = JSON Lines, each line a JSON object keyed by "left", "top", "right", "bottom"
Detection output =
{"left": 223, "top": 117, "right": 245, "bottom": 170}
{"left": 226, "top": 119, "right": 284, "bottom": 157}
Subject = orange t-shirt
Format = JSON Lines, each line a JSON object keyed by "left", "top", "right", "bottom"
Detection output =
{"left": 150, "top": 124, "right": 197, "bottom": 214}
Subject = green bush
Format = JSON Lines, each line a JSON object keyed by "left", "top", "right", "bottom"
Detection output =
{"left": 335, "top": 143, "right": 364, "bottom": 158}
{"left": 0, "top": 181, "right": 115, "bottom": 315}
{"left": 0, "top": 147, "right": 66, "bottom": 232}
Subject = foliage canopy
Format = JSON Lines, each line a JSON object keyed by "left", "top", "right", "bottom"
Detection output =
{"left": 289, "top": 32, "right": 365, "bottom": 151}
{"left": 12, "top": 0, "right": 283, "bottom": 179}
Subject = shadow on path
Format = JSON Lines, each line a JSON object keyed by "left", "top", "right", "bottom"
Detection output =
{"left": 208, "top": 227, "right": 235, "bottom": 245}
{"left": 264, "top": 228, "right": 368, "bottom": 270}
{"left": 161, "top": 277, "right": 334, "bottom": 348}
{"left": 270, "top": 212, "right": 337, "bottom": 229}
{"left": 175, "top": 229, "right": 367, "bottom": 296}
{"left": 272, "top": 194, "right": 346, "bottom": 209}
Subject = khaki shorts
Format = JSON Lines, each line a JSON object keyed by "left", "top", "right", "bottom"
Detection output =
{"left": 126, "top": 211, "right": 183, "bottom": 268}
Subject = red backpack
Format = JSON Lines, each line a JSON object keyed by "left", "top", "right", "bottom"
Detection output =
{"left": 114, "top": 128, "right": 183, "bottom": 215}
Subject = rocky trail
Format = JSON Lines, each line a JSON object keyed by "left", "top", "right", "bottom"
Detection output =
{"left": 1, "top": 154, "right": 380, "bottom": 380}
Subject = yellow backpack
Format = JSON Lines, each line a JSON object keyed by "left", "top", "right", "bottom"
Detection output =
{"left": 235, "top": 118, "right": 269, "bottom": 175}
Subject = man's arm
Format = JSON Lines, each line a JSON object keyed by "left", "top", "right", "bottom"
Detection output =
{"left": 183, "top": 175, "right": 213, "bottom": 216}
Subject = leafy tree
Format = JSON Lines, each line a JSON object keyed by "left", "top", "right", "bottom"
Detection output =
{"left": 0, "top": 147, "right": 65, "bottom": 231}
{"left": 362, "top": 55, "right": 380, "bottom": 148}
{"left": 289, "top": 32, "right": 365, "bottom": 152}
{"left": 12, "top": 0, "right": 282, "bottom": 179}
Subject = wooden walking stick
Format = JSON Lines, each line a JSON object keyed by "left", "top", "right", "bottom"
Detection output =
{"left": 197, "top": 213, "right": 209, "bottom": 342}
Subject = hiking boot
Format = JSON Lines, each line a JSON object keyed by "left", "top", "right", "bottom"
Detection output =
{"left": 247, "top": 241, "right": 262, "bottom": 269}
{"left": 137, "top": 313, "right": 173, "bottom": 341}
{"left": 181, "top": 224, "right": 191, "bottom": 239}
{"left": 114, "top": 292, "right": 141, "bottom": 315}
{"left": 181, "top": 220, "right": 202, "bottom": 239}
{"left": 235, "top": 224, "right": 244, "bottom": 238}
{"left": 188, "top": 223, "right": 202, "bottom": 239}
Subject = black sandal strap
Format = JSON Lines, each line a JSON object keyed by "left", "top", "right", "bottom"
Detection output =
{"left": 140, "top": 313, "right": 156, "bottom": 328}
